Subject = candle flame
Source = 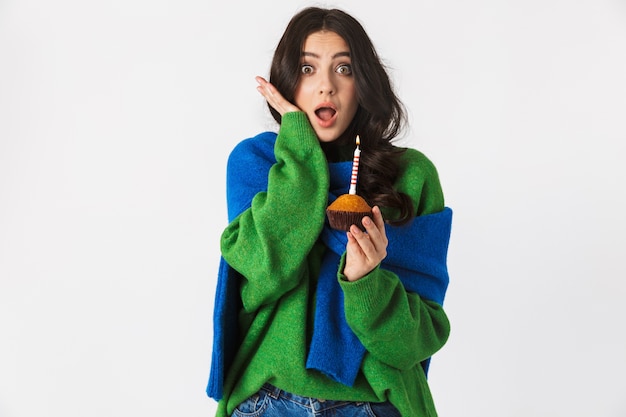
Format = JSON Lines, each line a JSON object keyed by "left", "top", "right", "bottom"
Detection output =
{"left": 356, "top": 135, "right": 360, "bottom": 146}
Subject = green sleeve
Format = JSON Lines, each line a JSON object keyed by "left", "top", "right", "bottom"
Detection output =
{"left": 220, "top": 112, "right": 329, "bottom": 312}
{"left": 339, "top": 263, "right": 450, "bottom": 370}
{"left": 340, "top": 148, "right": 450, "bottom": 369}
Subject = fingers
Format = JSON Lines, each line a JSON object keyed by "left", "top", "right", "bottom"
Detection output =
{"left": 370, "top": 205, "right": 386, "bottom": 232}
{"left": 255, "top": 76, "right": 300, "bottom": 116}
{"left": 355, "top": 206, "right": 388, "bottom": 252}
{"left": 343, "top": 206, "right": 388, "bottom": 281}
{"left": 349, "top": 219, "right": 387, "bottom": 262}
{"left": 255, "top": 76, "right": 275, "bottom": 102}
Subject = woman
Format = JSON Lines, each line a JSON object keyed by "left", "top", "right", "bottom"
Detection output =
{"left": 207, "top": 7, "right": 453, "bottom": 417}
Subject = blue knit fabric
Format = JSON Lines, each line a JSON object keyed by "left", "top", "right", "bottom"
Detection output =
{"left": 306, "top": 162, "right": 452, "bottom": 386}
{"left": 207, "top": 132, "right": 452, "bottom": 399}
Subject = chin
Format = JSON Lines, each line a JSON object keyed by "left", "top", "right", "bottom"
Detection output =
{"left": 314, "top": 131, "right": 341, "bottom": 143}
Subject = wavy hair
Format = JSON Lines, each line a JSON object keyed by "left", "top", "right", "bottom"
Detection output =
{"left": 269, "top": 7, "right": 414, "bottom": 224}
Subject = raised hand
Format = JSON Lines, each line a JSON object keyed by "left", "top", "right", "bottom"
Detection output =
{"left": 255, "top": 76, "right": 301, "bottom": 116}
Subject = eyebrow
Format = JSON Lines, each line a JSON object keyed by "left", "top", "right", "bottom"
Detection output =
{"left": 301, "top": 51, "right": 351, "bottom": 59}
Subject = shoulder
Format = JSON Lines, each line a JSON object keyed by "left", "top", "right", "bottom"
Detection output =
{"left": 396, "top": 147, "right": 441, "bottom": 183}
{"left": 228, "top": 131, "right": 277, "bottom": 168}
{"left": 394, "top": 147, "right": 445, "bottom": 215}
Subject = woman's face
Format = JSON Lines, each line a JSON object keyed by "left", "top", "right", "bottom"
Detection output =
{"left": 293, "top": 30, "right": 359, "bottom": 143}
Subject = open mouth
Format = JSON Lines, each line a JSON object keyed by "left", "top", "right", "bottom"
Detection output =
{"left": 315, "top": 107, "right": 337, "bottom": 121}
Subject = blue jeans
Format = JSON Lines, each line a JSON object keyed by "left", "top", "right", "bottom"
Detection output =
{"left": 231, "top": 384, "right": 401, "bottom": 417}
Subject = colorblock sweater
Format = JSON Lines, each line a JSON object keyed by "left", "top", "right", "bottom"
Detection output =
{"left": 208, "top": 112, "right": 452, "bottom": 417}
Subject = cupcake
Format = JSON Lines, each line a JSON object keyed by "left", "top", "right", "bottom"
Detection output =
{"left": 326, "top": 193, "right": 372, "bottom": 232}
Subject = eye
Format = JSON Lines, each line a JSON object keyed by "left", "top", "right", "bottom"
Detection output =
{"left": 336, "top": 64, "right": 353, "bottom": 75}
{"left": 301, "top": 64, "right": 314, "bottom": 75}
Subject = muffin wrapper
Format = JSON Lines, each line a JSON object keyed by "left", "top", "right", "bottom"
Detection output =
{"left": 326, "top": 209, "right": 372, "bottom": 232}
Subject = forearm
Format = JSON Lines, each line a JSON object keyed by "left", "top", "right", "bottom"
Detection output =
{"left": 339, "top": 265, "right": 450, "bottom": 370}
{"left": 221, "top": 112, "right": 329, "bottom": 311}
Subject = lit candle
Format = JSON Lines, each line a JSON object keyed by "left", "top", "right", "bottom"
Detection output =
{"left": 348, "top": 135, "right": 361, "bottom": 195}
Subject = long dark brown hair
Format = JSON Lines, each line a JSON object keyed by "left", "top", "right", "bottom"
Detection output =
{"left": 269, "top": 7, "right": 414, "bottom": 224}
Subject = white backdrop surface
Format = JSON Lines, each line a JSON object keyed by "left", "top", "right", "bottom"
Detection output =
{"left": 1, "top": 0, "right": 626, "bottom": 416}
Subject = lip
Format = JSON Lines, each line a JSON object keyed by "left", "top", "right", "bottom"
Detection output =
{"left": 314, "top": 102, "right": 338, "bottom": 128}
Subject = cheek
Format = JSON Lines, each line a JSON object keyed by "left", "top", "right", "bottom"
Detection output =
{"left": 344, "top": 86, "right": 359, "bottom": 117}
{"left": 294, "top": 80, "right": 314, "bottom": 108}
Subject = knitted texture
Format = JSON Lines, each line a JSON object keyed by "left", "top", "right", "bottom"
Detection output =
{"left": 207, "top": 112, "right": 452, "bottom": 417}
{"left": 306, "top": 161, "right": 452, "bottom": 385}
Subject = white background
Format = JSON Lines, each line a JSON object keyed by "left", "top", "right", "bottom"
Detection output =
{"left": 1, "top": 0, "right": 625, "bottom": 416}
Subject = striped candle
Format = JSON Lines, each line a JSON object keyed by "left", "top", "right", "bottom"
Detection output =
{"left": 348, "top": 135, "right": 361, "bottom": 195}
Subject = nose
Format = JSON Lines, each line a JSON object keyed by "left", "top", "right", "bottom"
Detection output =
{"left": 318, "top": 70, "right": 336, "bottom": 95}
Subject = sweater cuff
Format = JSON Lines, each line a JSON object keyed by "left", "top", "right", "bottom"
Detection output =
{"left": 338, "top": 255, "right": 390, "bottom": 315}
{"left": 277, "top": 112, "right": 319, "bottom": 154}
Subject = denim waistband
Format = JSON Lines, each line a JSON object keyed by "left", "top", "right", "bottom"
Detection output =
{"left": 260, "top": 383, "right": 360, "bottom": 413}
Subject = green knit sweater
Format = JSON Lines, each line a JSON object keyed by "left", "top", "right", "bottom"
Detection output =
{"left": 216, "top": 112, "right": 450, "bottom": 417}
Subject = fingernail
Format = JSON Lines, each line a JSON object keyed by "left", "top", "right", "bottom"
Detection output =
{"left": 363, "top": 217, "right": 371, "bottom": 226}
